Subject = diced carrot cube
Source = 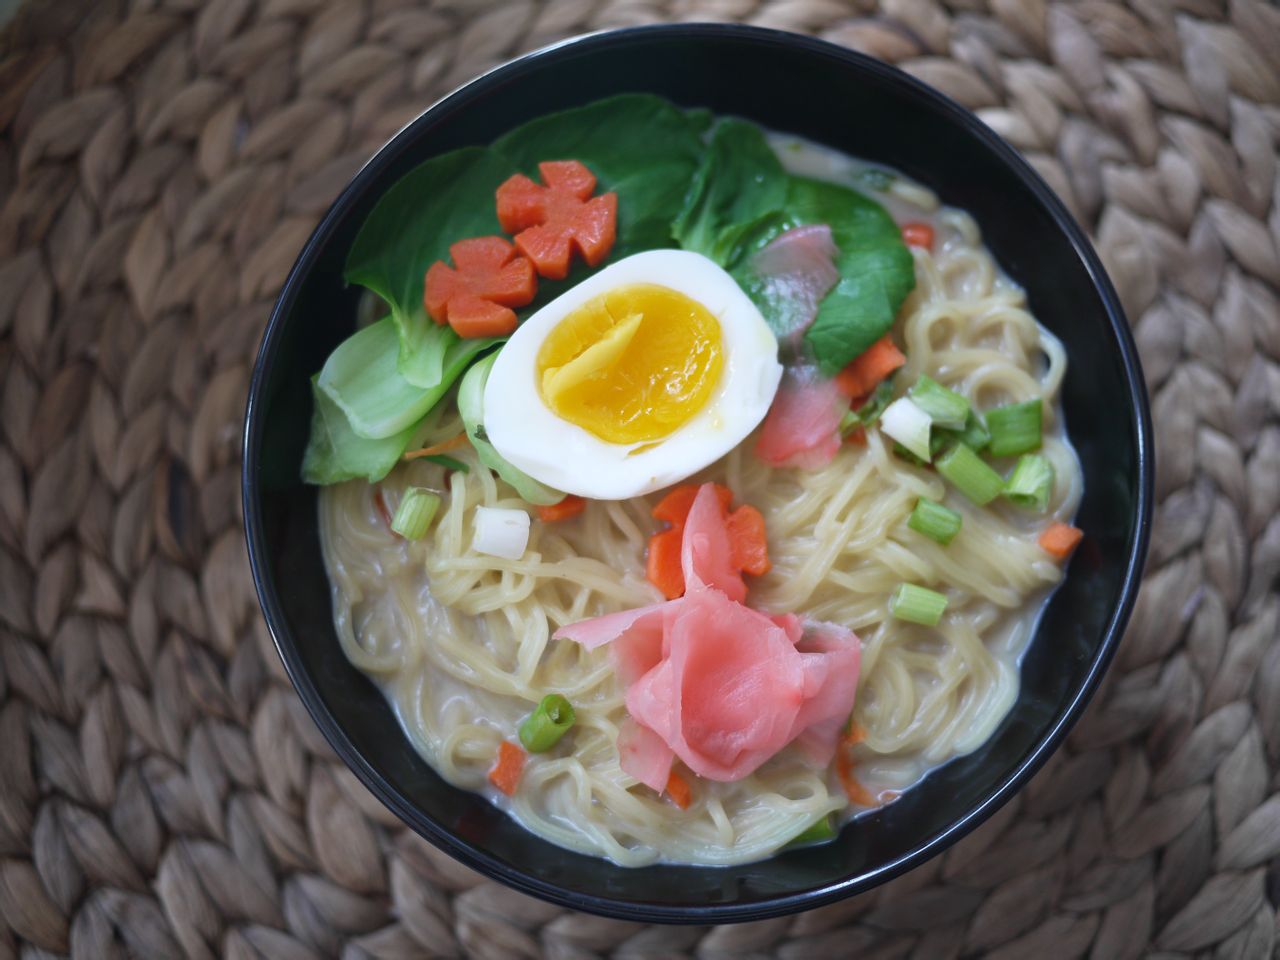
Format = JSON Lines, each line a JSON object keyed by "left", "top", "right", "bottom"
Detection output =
{"left": 727, "top": 504, "right": 770, "bottom": 577}
{"left": 1038, "top": 523, "right": 1083, "bottom": 560}
{"left": 646, "top": 527, "right": 685, "bottom": 600}
{"left": 833, "top": 335, "right": 906, "bottom": 400}
{"left": 488, "top": 740, "right": 525, "bottom": 796}
{"left": 901, "top": 221, "right": 935, "bottom": 250}
{"left": 665, "top": 770, "right": 693, "bottom": 809}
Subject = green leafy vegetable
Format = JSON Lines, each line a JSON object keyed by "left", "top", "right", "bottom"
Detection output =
{"left": 345, "top": 147, "right": 513, "bottom": 386}
{"left": 727, "top": 176, "right": 914, "bottom": 373}
{"left": 673, "top": 118, "right": 788, "bottom": 263}
{"left": 421, "top": 454, "right": 468, "bottom": 473}
{"left": 785, "top": 178, "right": 916, "bottom": 376}
{"left": 315, "top": 316, "right": 486, "bottom": 439}
{"left": 301, "top": 377, "right": 423, "bottom": 485}
{"left": 457, "top": 353, "right": 565, "bottom": 506}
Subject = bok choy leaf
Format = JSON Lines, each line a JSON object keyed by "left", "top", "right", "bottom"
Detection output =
{"left": 457, "top": 353, "right": 565, "bottom": 507}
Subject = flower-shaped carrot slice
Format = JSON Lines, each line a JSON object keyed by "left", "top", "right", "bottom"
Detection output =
{"left": 496, "top": 160, "right": 618, "bottom": 280}
{"left": 424, "top": 236, "right": 536, "bottom": 338}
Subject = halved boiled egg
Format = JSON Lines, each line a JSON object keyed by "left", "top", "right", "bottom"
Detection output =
{"left": 484, "top": 250, "right": 782, "bottom": 500}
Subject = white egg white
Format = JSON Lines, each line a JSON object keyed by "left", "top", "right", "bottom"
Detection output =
{"left": 483, "top": 250, "right": 783, "bottom": 500}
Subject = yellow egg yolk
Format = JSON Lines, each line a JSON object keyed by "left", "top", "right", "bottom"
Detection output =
{"left": 536, "top": 284, "right": 724, "bottom": 445}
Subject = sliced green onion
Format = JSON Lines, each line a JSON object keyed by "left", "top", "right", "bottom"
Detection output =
{"left": 956, "top": 411, "right": 990, "bottom": 452}
{"left": 909, "top": 376, "right": 969, "bottom": 431}
{"left": 890, "top": 583, "right": 948, "bottom": 626}
{"left": 390, "top": 487, "right": 440, "bottom": 540}
{"left": 1004, "top": 454, "right": 1055, "bottom": 511}
{"left": 786, "top": 815, "right": 837, "bottom": 848}
{"left": 908, "top": 498, "right": 963, "bottom": 545}
{"left": 518, "top": 694, "right": 576, "bottom": 752}
{"left": 472, "top": 506, "right": 530, "bottom": 559}
{"left": 986, "top": 400, "right": 1043, "bottom": 457}
{"left": 880, "top": 397, "right": 933, "bottom": 462}
{"left": 840, "top": 381, "right": 894, "bottom": 437}
{"left": 892, "top": 442, "right": 928, "bottom": 467}
{"left": 936, "top": 443, "right": 1005, "bottom": 505}
{"left": 422, "top": 453, "right": 469, "bottom": 473}
{"left": 855, "top": 168, "right": 894, "bottom": 192}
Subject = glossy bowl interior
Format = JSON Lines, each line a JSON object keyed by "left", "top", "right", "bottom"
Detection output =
{"left": 243, "top": 24, "right": 1152, "bottom": 922}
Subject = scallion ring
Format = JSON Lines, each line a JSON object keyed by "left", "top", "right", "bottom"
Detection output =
{"left": 518, "top": 694, "right": 576, "bottom": 753}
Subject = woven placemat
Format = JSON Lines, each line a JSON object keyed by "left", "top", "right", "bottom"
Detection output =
{"left": 1, "top": 0, "right": 1277, "bottom": 957}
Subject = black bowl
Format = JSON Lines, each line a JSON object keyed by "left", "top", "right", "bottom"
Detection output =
{"left": 243, "top": 24, "right": 1152, "bottom": 922}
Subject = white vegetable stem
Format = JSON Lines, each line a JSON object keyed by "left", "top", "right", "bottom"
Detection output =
{"left": 880, "top": 397, "right": 933, "bottom": 462}
{"left": 472, "top": 506, "right": 531, "bottom": 560}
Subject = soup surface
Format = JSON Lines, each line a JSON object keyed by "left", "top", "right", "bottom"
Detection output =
{"left": 319, "top": 134, "right": 1082, "bottom": 866}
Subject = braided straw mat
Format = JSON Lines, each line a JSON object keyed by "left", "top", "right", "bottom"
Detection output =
{"left": 1, "top": 0, "right": 1279, "bottom": 956}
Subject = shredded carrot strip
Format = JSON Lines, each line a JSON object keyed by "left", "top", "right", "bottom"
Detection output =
{"left": 665, "top": 770, "right": 692, "bottom": 810}
{"left": 536, "top": 495, "right": 586, "bottom": 523}
{"left": 833, "top": 335, "right": 906, "bottom": 400}
{"left": 402, "top": 432, "right": 469, "bottom": 461}
{"left": 1038, "top": 523, "right": 1083, "bottom": 560}
{"left": 836, "top": 750, "right": 877, "bottom": 807}
{"left": 488, "top": 740, "right": 526, "bottom": 796}
{"left": 373, "top": 489, "right": 393, "bottom": 530}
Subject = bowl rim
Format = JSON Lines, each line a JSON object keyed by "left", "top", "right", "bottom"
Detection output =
{"left": 242, "top": 21, "right": 1154, "bottom": 923}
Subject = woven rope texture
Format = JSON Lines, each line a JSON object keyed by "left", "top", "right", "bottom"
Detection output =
{"left": 1, "top": 0, "right": 1278, "bottom": 957}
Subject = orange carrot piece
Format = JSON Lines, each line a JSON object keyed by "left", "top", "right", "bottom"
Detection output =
{"left": 652, "top": 483, "right": 733, "bottom": 527}
{"left": 843, "top": 722, "right": 866, "bottom": 747}
{"left": 844, "top": 426, "right": 868, "bottom": 446}
{"left": 665, "top": 770, "right": 693, "bottom": 810}
{"left": 424, "top": 236, "right": 536, "bottom": 338}
{"left": 402, "top": 432, "right": 469, "bottom": 461}
{"left": 726, "top": 505, "right": 770, "bottom": 577}
{"left": 1039, "top": 523, "right": 1083, "bottom": 560}
{"left": 537, "top": 495, "right": 586, "bottom": 523}
{"left": 833, "top": 335, "right": 906, "bottom": 400}
{"left": 488, "top": 740, "right": 526, "bottom": 796}
{"left": 901, "top": 221, "right": 935, "bottom": 251}
{"left": 446, "top": 298, "right": 519, "bottom": 338}
{"left": 646, "top": 527, "right": 685, "bottom": 600}
{"left": 496, "top": 161, "right": 617, "bottom": 279}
